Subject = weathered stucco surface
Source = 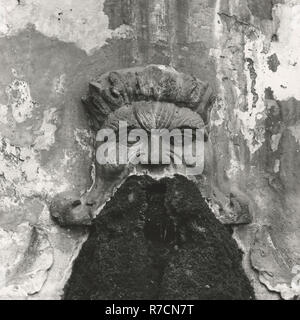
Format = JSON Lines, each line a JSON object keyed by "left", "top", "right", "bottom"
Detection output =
{"left": 0, "top": 0, "right": 300, "bottom": 299}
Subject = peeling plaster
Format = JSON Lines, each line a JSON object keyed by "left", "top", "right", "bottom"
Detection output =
{"left": 52, "top": 74, "right": 66, "bottom": 95}
{"left": 271, "top": 133, "right": 282, "bottom": 151}
{"left": 211, "top": 1, "right": 267, "bottom": 155}
{"left": 0, "top": 104, "right": 8, "bottom": 124}
{"left": 209, "top": 0, "right": 227, "bottom": 129}
{"left": 251, "top": 2, "right": 300, "bottom": 101}
{"left": 237, "top": 34, "right": 267, "bottom": 155}
{"left": 227, "top": 159, "right": 245, "bottom": 179}
{"left": 74, "top": 128, "right": 94, "bottom": 159}
{"left": 216, "top": 1, "right": 300, "bottom": 155}
{"left": 0, "top": 205, "right": 88, "bottom": 300}
{"left": 0, "top": 136, "right": 69, "bottom": 198}
{"left": 28, "top": 205, "right": 88, "bottom": 300}
{"left": 6, "top": 79, "right": 36, "bottom": 123}
{"left": 149, "top": 0, "right": 168, "bottom": 43}
{"left": 210, "top": 99, "right": 226, "bottom": 127}
{"left": 0, "top": 222, "right": 53, "bottom": 299}
{"left": 33, "top": 108, "right": 57, "bottom": 151}
{"left": 0, "top": 75, "right": 69, "bottom": 198}
{"left": 0, "top": 8, "right": 97, "bottom": 298}
{"left": 274, "top": 159, "right": 280, "bottom": 173}
{"left": 0, "top": 0, "right": 135, "bottom": 55}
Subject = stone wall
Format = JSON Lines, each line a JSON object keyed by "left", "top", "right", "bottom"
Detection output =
{"left": 0, "top": 0, "right": 299, "bottom": 300}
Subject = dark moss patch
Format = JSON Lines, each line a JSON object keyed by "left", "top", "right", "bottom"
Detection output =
{"left": 64, "top": 175, "right": 254, "bottom": 300}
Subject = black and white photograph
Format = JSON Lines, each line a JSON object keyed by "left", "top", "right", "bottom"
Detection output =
{"left": 0, "top": 0, "right": 298, "bottom": 306}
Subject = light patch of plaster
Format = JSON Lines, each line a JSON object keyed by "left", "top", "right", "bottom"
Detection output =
{"left": 33, "top": 108, "right": 57, "bottom": 151}
{"left": 11, "top": 68, "right": 24, "bottom": 79}
{"left": 61, "top": 150, "right": 72, "bottom": 167}
{"left": 0, "top": 204, "right": 88, "bottom": 300}
{"left": 0, "top": 222, "right": 53, "bottom": 299}
{"left": 74, "top": 128, "right": 93, "bottom": 159}
{"left": 274, "top": 159, "right": 280, "bottom": 173}
{"left": 0, "top": 197, "right": 19, "bottom": 213}
{"left": 227, "top": 159, "right": 245, "bottom": 179}
{"left": 257, "top": 274, "right": 300, "bottom": 300}
{"left": 6, "top": 79, "right": 36, "bottom": 123}
{"left": 2, "top": 79, "right": 58, "bottom": 150}
{"left": 258, "top": 3, "right": 300, "bottom": 101}
{"left": 52, "top": 74, "right": 66, "bottom": 95}
{"left": 36, "top": 233, "right": 87, "bottom": 299}
{"left": 211, "top": 0, "right": 224, "bottom": 84}
{"left": 289, "top": 120, "right": 300, "bottom": 144}
{"left": 28, "top": 205, "right": 88, "bottom": 300}
{"left": 0, "top": 0, "right": 134, "bottom": 55}
{"left": 213, "top": 0, "right": 223, "bottom": 40}
{"left": 0, "top": 137, "right": 69, "bottom": 198}
{"left": 212, "top": 12, "right": 266, "bottom": 155}
{"left": 236, "top": 34, "right": 266, "bottom": 155}
{"left": 209, "top": 0, "right": 226, "bottom": 129}
{"left": 271, "top": 133, "right": 282, "bottom": 151}
{"left": 149, "top": 0, "right": 168, "bottom": 43}
{"left": 0, "top": 104, "right": 8, "bottom": 124}
{"left": 212, "top": 0, "right": 300, "bottom": 301}
{"left": 111, "top": 24, "right": 136, "bottom": 41}
{"left": 210, "top": 98, "right": 226, "bottom": 127}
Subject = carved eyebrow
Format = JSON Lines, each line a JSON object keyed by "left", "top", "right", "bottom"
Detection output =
{"left": 101, "top": 102, "right": 204, "bottom": 133}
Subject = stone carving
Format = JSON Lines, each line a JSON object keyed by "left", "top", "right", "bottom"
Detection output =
{"left": 50, "top": 65, "right": 217, "bottom": 226}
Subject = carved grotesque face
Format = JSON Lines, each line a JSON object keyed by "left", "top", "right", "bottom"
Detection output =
{"left": 97, "top": 101, "right": 205, "bottom": 175}
{"left": 50, "top": 65, "right": 214, "bottom": 225}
